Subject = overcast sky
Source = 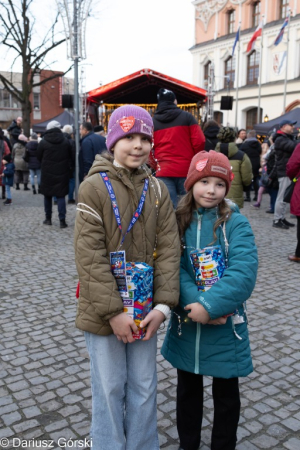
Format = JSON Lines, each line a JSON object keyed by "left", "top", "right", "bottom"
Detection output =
{"left": 2, "top": 0, "right": 195, "bottom": 93}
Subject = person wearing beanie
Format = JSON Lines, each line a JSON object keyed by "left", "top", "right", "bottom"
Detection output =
{"left": 161, "top": 150, "right": 258, "bottom": 450}
{"left": 0, "top": 127, "right": 11, "bottom": 199}
{"left": 1, "top": 153, "right": 15, "bottom": 205}
{"left": 37, "top": 120, "right": 73, "bottom": 228}
{"left": 79, "top": 121, "right": 106, "bottom": 183}
{"left": 74, "top": 104, "right": 180, "bottom": 450}
{"left": 11, "top": 134, "right": 30, "bottom": 190}
{"left": 150, "top": 88, "right": 205, "bottom": 208}
{"left": 24, "top": 133, "right": 41, "bottom": 194}
{"left": 215, "top": 127, "right": 252, "bottom": 208}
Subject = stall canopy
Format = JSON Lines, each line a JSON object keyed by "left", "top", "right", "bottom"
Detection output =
{"left": 87, "top": 68, "right": 207, "bottom": 104}
{"left": 254, "top": 108, "right": 300, "bottom": 135}
{"left": 33, "top": 110, "right": 74, "bottom": 133}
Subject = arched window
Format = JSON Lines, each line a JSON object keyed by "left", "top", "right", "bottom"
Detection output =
{"left": 228, "top": 10, "right": 236, "bottom": 34}
{"left": 246, "top": 107, "right": 263, "bottom": 129}
{"left": 204, "top": 60, "right": 211, "bottom": 87}
{"left": 252, "top": 1, "right": 261, "bottom": 27}
{"left": 279, "top": 0, "right": 289, "bottom": 19}
{"left": 247, "top": 51, "right": 260, "bottom": 85}
{"left": 224, "top": 56, "right": 235, "bottom": 89}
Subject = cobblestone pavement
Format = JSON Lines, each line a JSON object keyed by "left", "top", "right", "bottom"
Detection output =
{"left": 0, "top": 188, "right": 299, "bottom": 450}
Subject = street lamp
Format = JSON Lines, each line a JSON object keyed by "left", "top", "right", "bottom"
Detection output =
{"left": 264, "top": 114, "right": 269, "bottom": 122}
{"left": 55, "top": 0, "right": 93, "bottom": 200}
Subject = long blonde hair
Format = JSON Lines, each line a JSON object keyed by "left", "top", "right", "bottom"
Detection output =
{"left": 176, "top": 191, "right": 232, "bottom": 246}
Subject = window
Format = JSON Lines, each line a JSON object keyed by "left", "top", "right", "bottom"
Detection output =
{"left": 0, "top": 89, "right": 21, "bottom": 109}
{"left": 228, "top": 10, "right": 236, "bottom": 34}
{"left": 280, "top": 0, "right": 289, "bottom": 19}
{"left": 247, "top": 50, "right": 260, "bottom": 85}
{"left": 246, "top": 108, "right": 263, "bottom": 129}
{"left": 252, "top": 1, "right": 261, "bottom": 27}
{"left": 224, "top": 56, "right": 235, "bottom": 88}
{"left": 204, "top": 60, "right": 211, "bottom": 87}
{"left": 33, "top": 92, "right": 40, "bottom": 110}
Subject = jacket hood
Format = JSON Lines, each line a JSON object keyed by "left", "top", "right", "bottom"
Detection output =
{"left": 154, "top": 102, "right": 182, "bottom": 123}
{"left": 26, "top": 140, "right": 38, "bottom": 150}
{"left": 244, "top": 139, "right": 261, "bottom": 149}
{"left": 87, "top": 154, "right": 151, "bottom": 180}
{"left": 216, "top": 141, "right": 239, "bottom": 158}
{"left": 204, "top": 125, "right": 220, "bottom": 139}
{"left": 43, "top": 128, "right": 65, "bottom": 145}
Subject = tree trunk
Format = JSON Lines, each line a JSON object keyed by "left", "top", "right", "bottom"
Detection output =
{"left": 22, "top": 98, "right": 32, "bottom": 137}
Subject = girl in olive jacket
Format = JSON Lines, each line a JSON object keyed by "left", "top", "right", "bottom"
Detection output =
{"left": 74, "top": 105, "right": 180, "bottom": 450}
{"left": 162, "top": 150, "right": 258, "bottom": 450}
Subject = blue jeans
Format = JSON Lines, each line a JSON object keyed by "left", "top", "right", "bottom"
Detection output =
{"left": 268, "top": 188, "right": 278, "bottom": 213}
{"left": 5, "top": 185, "right": 11, "bottom": 200}
{"left": 69, "top": 170, "right": 75, "bottom": 200}
{"left": 29, "top": 169, "right": 41, "bottom": 186}
{"left": 85, "top": 332, "right": 159, "bottom": 450}
{"left": 157, "top": 176, "right": 186, "bottom": 208}
{"left": 44, "top": 196, "right": 66, "bottom": 220}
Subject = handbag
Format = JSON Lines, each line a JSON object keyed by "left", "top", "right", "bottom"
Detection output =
{"left": 283, "top": 178, "right": 297, "bottom": 203}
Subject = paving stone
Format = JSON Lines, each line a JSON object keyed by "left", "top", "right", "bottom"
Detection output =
{"left": 0, "top": 193, "right": 299, "bottom": 448}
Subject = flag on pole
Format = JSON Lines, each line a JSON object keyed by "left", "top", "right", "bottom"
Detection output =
{"left": 232, "top": 26, "right": 240, "bottom": 56}
{"left": 246, "top": 21, "right": 263, "bottom": 53}
{"left": 274, "top": 16, "right": 289, "bottom": 46}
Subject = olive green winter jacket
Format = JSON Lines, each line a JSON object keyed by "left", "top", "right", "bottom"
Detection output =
{"left": 74, "top": 154, "right": 180, "bottom": 335}
{"left": 215, "top": 142, "right": 253, "bottom": 208}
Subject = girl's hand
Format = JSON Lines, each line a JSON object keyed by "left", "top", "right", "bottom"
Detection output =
{"left": 207, "top": 317, "right": 227, "bottom": 325}
{"left": 109, "top": 313, "right": 139, "bottom": 344}
{"left": 140, "top": 310, "right": 165, "bottom": 341}
{"left": 185, "top": 303, "right": 210, "bottom": 324}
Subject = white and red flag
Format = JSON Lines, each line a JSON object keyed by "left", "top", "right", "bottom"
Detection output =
{"left": 246, "top": 22, "right": 263, "bottom": 53}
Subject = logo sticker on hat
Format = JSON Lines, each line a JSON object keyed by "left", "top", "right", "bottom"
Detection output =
{"left": 140, "top": 122, "right": 152, "bottom": 135}
{"left": 196, "top": 159, "right": 208, "bottom": 172}
{"left": 119, "top": 116, "right": 135, "bottom": 132}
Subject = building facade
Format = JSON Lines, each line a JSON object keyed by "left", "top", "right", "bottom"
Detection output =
{"left": 0, "top": 70, "right": 74, "bottom": 131}
{"left": 191, "top": 0, "right": 300, "bottom": 130}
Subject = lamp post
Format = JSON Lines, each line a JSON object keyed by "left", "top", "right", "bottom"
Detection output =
{"left": 55, "top": 0, "right": 92, "bottom": 200}
{"left": 264, "top": 114, "right": 269, "bottom": 122}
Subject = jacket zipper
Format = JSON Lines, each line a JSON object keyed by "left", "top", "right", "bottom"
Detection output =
{"left": 195, "top": 212, "right": 202, "bottom": 374}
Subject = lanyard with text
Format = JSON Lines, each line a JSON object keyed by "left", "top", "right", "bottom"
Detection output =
{"left": 100, "top": 172, "right": 149, "bottom": 249}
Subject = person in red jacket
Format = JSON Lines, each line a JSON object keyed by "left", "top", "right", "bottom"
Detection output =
{"left": 286, "top": 142, "right": 300, "bottom": 262}
{"left": 151, "top": 88, "right": 205, "bottom": 207}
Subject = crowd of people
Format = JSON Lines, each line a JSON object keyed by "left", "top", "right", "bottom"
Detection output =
{"left": 1, "top": 93, "right": 300, "bottom": 450}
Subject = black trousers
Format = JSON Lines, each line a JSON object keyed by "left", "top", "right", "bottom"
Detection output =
{"left": 177, "top": 369, "right": 240, "bottom": 450}
{"left": 296, "top": 216, "right": 300, "bottom": 257}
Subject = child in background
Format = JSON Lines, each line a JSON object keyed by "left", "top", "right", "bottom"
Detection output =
{"left": 162, "top": 150, "right": 258, "bottom": 450}
{"left": 2, "top": 153, "right": 15, "bottom": 205}
{"left": 74, "top": 105, "right": 180, "bottom": 450}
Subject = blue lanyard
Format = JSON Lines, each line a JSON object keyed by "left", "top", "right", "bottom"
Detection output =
{"left": 100, "top": 172, "right": 149, "bottom": 247}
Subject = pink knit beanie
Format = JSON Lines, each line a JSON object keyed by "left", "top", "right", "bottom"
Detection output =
{"left": 106, "top": 105, "right": 153, "bottom": 152}
{"left": 184, "top": 150, "right": 233, "bottom": 194}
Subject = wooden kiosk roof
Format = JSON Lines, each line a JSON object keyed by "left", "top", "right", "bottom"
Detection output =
{"left": 87, "top": 68, "right": 207, "bottom": 105}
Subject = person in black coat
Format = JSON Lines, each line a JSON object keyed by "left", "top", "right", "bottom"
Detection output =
{"left": 79, "top": 121, "right": 107, "bottom": 182}
{"left": 62, "top": 124, "right": 76, "bottom": 204}
{"left": 240, "top": 130, "right": 262, "bottom": 201}
{"left": 24, "top": 133, "right": 41, "bottom": 194}
{"left": 272, "top": 119, "right": 300, "bottom": 229}
{"left": 203, "top": 120, "right": 220, "bottom": 151}
{"left": 7, "top": 117, "right": 23, "bottom": 146}
{"left": 37, "top": 120, "right": 73, "bottom": 228}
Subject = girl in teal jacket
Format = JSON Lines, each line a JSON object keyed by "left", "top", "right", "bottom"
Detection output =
{"left": 161, "top": 150, "right": 258, "bottom": 450}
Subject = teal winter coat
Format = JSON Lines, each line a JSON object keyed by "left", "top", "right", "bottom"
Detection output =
{"left": 161, "top": 204, "right": 258, "bottom": 379}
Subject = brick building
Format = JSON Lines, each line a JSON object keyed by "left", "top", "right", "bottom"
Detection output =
{"left": 0, "top": 70, "right": 74, "bottom": 131}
